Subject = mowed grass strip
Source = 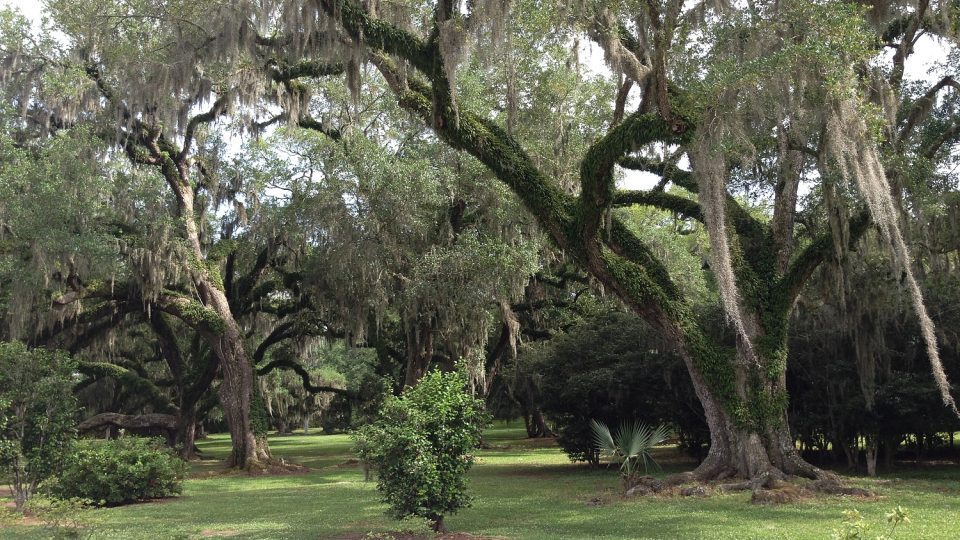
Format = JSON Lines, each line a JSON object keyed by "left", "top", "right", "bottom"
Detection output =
{"left": 1, "top": 423, "right": 958, "bottom": 539}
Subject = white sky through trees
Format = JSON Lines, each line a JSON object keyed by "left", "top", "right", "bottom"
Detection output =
{"left": 0, "top": 0, "right": 949, "bottom": 194}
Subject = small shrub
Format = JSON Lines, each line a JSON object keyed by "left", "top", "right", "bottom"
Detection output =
{"left": 0, "top": 342, "right": 78, "bottom": 511}
{"left": 54, "top": 437, "right": 187, "bottom": 506}
{"left": 832, "top": 506, "right": 911, "bottom": 540}
{"left": 353, "top": 370, "right": 489, "bottom": 532}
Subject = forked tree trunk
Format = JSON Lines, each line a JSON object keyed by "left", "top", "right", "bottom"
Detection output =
{"left": 524, "top": 407, "right": 552, "bottom": 438}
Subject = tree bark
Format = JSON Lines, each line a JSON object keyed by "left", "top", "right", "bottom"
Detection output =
{"left": 404, "top": 318, "right": 434, "bottom": 388}
{"left": 161, "top": 156, "right": 264, "bottom": 470}
{"left": 176, "top": 408, "right": 199, "bottom": 460}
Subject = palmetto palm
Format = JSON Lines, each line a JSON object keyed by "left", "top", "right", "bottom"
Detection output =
{"left": 590, "top": 419, "right": 669, "bottom": 479}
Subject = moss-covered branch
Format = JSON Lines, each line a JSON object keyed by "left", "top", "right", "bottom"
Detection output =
{"left": 256, "top": 358, "right": 352, "bottom": 396}
{"left": 579, "top": 111, "right": 680, "bottom": 236}
{"left": 619, "top": 155, "right": 696, "bottom": 191}
{"left": 613, "top": 189, "right": 704, "bottom": 222}
{"left": 320, "top": 0, "right": 434, "bottom": 73}
{"left": 781, "top": 209, "right": 872, "bottom": 303}
{"left": 77, "top": 360, "right": 176, "bottom": 413}
{"left": 156, "top": 293, "right": 227, "bottom": 335}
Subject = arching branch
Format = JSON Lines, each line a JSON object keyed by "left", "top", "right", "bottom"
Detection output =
{"left": 781, "top": 209, "right": 872, "bottom": 303}
{"left": 253, "top": 321, "right": 296, "bottom": 364}
{"left": 898, "top": 76, "right": 959, "bottom": 145}
{"left": 256, "top": 358, "right": 352, "bottom": 396}
{"left": 77, "top": 360, "right": 176, "bottom": 413}
{"left": 613, "top": 189, "right": 704, "bottom": 222}
{"left": 179, "top": 93, "right": 229, "bottom": 161}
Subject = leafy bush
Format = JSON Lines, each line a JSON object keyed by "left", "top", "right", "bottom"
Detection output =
{"left": 353, "top": 371, "right": 488, "bottom": 532}
{"left": 0, "top": 342, "right": 78, "bottom": 511}
{"left": 54, "top": 437, "right": 187, "bottom": 506}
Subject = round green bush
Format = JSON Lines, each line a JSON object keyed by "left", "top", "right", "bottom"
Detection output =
{"left": 353, "top": 371, "right": 489, "bottom": 531}
{"left": 54, "top": 437, "right": 187, "bottom": 506}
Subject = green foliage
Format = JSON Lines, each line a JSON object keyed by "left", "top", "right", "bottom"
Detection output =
{"left": 590, "top": 419, "right": 669, "bottom": 486}
{"left": 832, "top": 507, "right": 911, "bottom": 540}
{"left": 54, "top": 437, "right": 187, "bottom": 506}
{"left": 533, "top": 311, "right": 707, "bottom": 463}
{"left": 0, "top": 342, "right": 77, "bottom": 510}
{"left": 353, "top": 371, "right": 489, "bottom": 529}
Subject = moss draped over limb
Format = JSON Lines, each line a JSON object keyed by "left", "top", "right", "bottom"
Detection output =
{"left": 78, "top": 360, "right": 176, "bottom": 413}
{"left": 306, "top": 0, "right": 879, "bottom": 486}
{"left": 256, "top": 358, "right": 352, "bottom": 397}
{"left": 77, "top": 66, "right": 264, "bottom": 470}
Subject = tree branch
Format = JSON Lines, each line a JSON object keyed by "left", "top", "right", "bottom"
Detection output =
{"left": 781, "top": 209, "right": 872, "bottom": 302}
{"left": 613, "top": 189, "right": 704, "bottom": 222}
{"left": 256, "top": 358, "right": 351, "bottom": 396}
{"left": 179, "top": 93, "right": 229, "bottom": 162}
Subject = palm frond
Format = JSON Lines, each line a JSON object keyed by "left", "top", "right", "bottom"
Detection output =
{"left": 589, "top": 418, "right": 617, "bottom": 456}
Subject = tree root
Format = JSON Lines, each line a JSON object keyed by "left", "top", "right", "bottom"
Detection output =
{"left": 626, "top": 469, "right": 874, "bottom": 504}
{"left": 244, "top": 457, "right": 310, "bottom": 476}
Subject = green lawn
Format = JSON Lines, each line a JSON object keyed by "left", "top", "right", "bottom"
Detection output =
{"left": 2, "top": 423, "right": 959, "bottom": 539}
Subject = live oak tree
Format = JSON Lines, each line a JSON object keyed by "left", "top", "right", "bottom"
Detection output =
{"left": 189, "top": 0, "right": 957, "bottom": 488}
{"left": 337, "top": 0, "right": 960, "bottom": 488}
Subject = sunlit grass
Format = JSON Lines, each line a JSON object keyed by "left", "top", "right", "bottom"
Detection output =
{"left": 1, "top": 422, "right": 958, "bottom": 539}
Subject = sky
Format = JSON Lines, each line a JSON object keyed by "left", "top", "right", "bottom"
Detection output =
{"left": 1, "top": 0, "right": 949, "bottom": 193}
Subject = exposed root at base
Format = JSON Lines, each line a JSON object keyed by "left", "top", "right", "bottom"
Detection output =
{"left": 242, "top": 458, "right": 310, "bottom": 476}
{"left": 623, "top": 471, "right": 875, "bottom": 504}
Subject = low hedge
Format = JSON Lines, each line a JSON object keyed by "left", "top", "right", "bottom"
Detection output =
{"left": 54, "top": 437, "right": 187, "bottom": 506}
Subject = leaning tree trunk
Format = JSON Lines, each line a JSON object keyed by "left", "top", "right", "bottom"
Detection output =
{"left": 163, "top": 160, "right": 265, "bottom": 470}
{"left": 213, "top": 311, "right": 263, "bottom": 469}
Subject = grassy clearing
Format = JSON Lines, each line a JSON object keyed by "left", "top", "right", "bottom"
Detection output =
{"left": 1, "top": 423, "right": 959, "bottom": 539}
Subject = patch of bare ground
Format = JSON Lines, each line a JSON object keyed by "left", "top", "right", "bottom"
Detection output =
{"left": 191, "top": 459, "right": 311, "bottom": 478}
{"left": 1, "top": 506, "right": 43, "bottom": 526}
{"left": 246, "top": 459, "right": 311, "bottom": 476}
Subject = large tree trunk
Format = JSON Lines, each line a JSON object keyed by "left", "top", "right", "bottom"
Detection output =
{"left": 214, "top": 317, "right": 261, "bottom": 469}
{"left": 669, "top": 324, "right": 830, "bottom": 484}
{"left": 169, "top": 167, "right": 265, "bottom": 470}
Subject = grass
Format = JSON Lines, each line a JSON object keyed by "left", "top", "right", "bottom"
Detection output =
{"left": 1, "top": 422, "right": 958, "bottom": 539}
